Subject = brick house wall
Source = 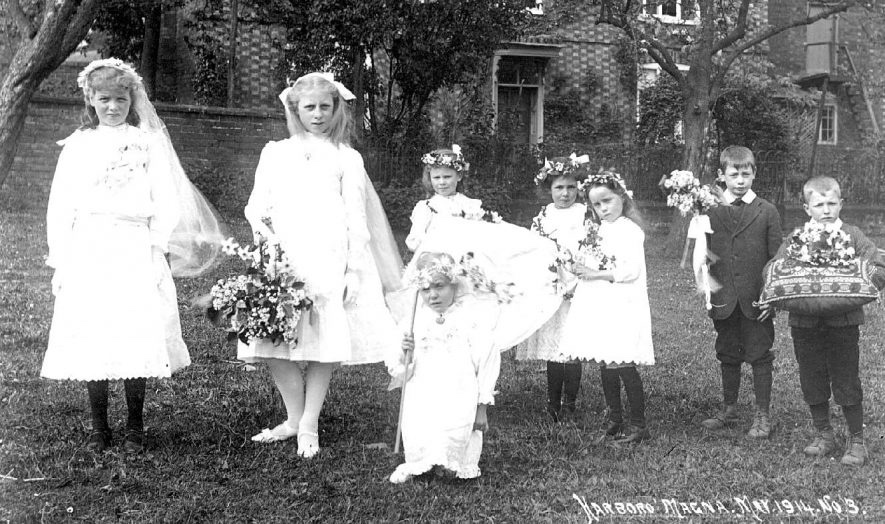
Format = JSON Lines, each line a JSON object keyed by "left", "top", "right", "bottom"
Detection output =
{"left": 768, "top": 2, "right": 885, "bottom": 150}
{"left": 540, "top": 3, "right": 634, "bottom": 123}
{"left": 5, "top": 96, "right": 287, "bottom": 212}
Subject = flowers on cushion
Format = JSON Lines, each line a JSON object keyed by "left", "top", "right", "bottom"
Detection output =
{"left": 786, "top": 221, "right": 856, "bottom": 267}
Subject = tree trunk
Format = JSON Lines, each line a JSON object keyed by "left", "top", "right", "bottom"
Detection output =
{"left": 140, "top": 3, "right": 163, "bottom": 98}
{"left": 351, "top": 47, "right": 365, "bottom": 140}
{"left": 664, "top": 69, "right": 714, "bottom": 257}
{"left": 0, "top": 0, "right": 100, "bottom": 189}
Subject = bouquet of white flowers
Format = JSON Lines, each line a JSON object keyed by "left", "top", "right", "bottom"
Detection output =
{"left": 207, "top": 235, "right": 312, "bottom": 346}
{"left": 662, "top": 169, "right": 723, "bottom": 310}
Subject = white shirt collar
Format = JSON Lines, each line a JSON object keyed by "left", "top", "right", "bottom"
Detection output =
{"left": 812, "top": 218, "right": 843, "bottom": 229}
{"left": 724, "top": 188, "right": 756, "bottom": 205}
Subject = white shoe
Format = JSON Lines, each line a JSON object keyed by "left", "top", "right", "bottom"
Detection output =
{"left": 251, "top": 422, "right": 297, "bottom": 443}
{"left": 297, "top": 431, "right": 320, "bottom": 458}
{"left": 389, "top": 468, "right": 413, "bottom": 484}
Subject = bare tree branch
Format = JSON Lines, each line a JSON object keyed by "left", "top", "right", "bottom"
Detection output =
{"left": 712, "top": 0, "right": 751, "bottom": 53}
{"left": 718, "top": 1, "right": 855, "bottom": 74}
{"left": 61, "top": 0, "right": 100, "bottom": 57}
{"left": 596, "top": 5, "right": 686, "bottom": 85}
{"left": 9, "top": 0, "right": 37, "bottom": 40}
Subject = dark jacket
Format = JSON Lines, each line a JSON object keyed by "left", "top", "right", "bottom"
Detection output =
{"left": 707, "top": 196, "right": 783, "bottom": 321}
{"left": 771, "top": 222, "right": 885, "bottom": 328}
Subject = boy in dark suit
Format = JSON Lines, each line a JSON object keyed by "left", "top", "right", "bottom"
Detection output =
{"left": 700, "top": 146, "right": 783, "bottom": 438}
{"left": 777, "top": 176, "right": 884, "bottom": 466}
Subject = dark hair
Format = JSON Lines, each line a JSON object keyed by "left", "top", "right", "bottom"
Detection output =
{"left": 535, "top": 161, "right": 589, "bottom": 201}
{"left": 80, "top": 67, "right": 141, "bottom": 128}
{"left": 584, "top": 171, "right": 644, "bottom": 229}
{"left": 719, "top": 145, "right": 755, "bottom": 173}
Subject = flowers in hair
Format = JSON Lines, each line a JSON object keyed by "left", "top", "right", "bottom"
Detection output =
{"left": 579, "top": 167, "right": 633, "bottom": 199}
{"left": 421, "top": 144, "right": 470, "bottom": 172}
{"left": 77, "top": 58, "right": 142, "bottom": 90}
{"left": 404, "top": 253, "right": 513, "bottom": 303}
{"left": 534, "top": 153, "right": 590, "bottom": 185}
{"left": 786, "top": 221, "right": 856, "bottom": 267}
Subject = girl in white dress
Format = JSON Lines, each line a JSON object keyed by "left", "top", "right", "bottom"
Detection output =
{"left": 560, "top": 170, "right": 655, "bottom": 443}
{"left": 517, "top": 156, "right": 590, "bottom": 422}
{"left": 405, "top": 145, "right": 485, "bottom": 252}
{"left": 42, "top": 59, "right": 223, "bottom": 453}
{"left": 241, "top": 72, "right": 401, "bottom": 458}
{"left": 387, "top": 252, "right": 501, "bottom": 483}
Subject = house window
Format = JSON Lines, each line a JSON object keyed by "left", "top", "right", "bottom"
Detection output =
{"left": 641, "top": 0, "right": 698, "bottom": 24}
{"left": 805, "top": 5, "right": 838, "bottom": 76}
{"left": 525, "top": 0, "right": 543, "bottom": 15}
{"left": 638, "top": 62, "right": 689, "bottom": 142}
{"left": 494, "top": 56, "right": 546, "bottom": 143}
{"left": 818, "top": 104, "right": 837, "bottom": 144}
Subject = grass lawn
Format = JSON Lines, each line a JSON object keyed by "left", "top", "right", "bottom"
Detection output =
{"left": 2, "top": 193, "right": 884, "bottom": 523}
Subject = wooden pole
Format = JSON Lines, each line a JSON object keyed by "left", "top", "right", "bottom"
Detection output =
{"left": 807, "top": 74, "right": 829, "bottom": 180}
{"left": 394, "top": 290, "right": 421, "bottom": 454}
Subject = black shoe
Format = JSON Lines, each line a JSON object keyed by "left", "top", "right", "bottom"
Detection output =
{"left": 604, "top": 419, "right": 624, "bottom": 437}
{"left": 613, "top": 425, "right": 650, "bottom": 444}
{"left": 86, "top": 429, "right": 112, "bottom": 452}
{"left": 547, "top": 402, "right": 561, "bottom": 423}
{"left": 123, "top": 430, "right": 145, "bottom": 453}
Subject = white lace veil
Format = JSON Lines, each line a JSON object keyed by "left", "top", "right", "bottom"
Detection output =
{"left": 78, "top": 59, "right": 226, "bottom": 277}
{"left": 277, "top": 73, "right": 404, "bottom": 293}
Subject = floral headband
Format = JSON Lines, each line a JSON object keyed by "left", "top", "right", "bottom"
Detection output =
{"left": 421, "top": 144, "right": 470, "bottom": 173}
{"left": 579, "top": 168, "right": 634, "bottom": 198}
{"left": 534, "top": 153, "right": 590, "bottom": 185}
{"left": 77, "top": 58, "right": 142, "bottom": 93}
{"left": 405, "top": 252, "right": 509, "bottom": 300}
{"left": 278, "top": 72, "right": 356, "bottom": 105}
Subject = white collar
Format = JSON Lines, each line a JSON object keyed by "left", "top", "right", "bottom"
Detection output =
{"left": 812, "top": 218, "right": 844, "bottom": 229}
{"left": 724, "top": 188, "right": 756, "bottom": 205}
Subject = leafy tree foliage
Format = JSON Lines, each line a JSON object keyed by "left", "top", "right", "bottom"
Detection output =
{"left": 593, "top": 0, "right": 883, "bottom": 254}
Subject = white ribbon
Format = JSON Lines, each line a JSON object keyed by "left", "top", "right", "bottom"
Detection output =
{"left": 569, "top": 153, "right": 590, "bottom": 165}
{"left": 686, "top": 214, "right": 718, "bottom": 310}
{"left": 278, "top": 72, "right": 356, "bottom": 105}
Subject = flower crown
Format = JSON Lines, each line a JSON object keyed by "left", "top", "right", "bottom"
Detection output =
{"left": 579, "top": 168, "right": 633, "bottom": 198}
{"left": 421, "top": 144, "right": 470, "bottom": 172}
{"left": 77, "top": 58, "right": 142, "bottom": 93}
{"left": 534, "top": 153, "right": 590, "bottom": 185}
{"left": 405, "top": 252, "right": 511, "bottom": 301}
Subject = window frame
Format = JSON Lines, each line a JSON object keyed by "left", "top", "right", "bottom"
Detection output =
{"left": 817, "top": 103, "right": 838, "bottom": 145}
{"left": 639, "top": 0, "right": 699, "bottom": 25}
{"left": 526, "top": 0, "right": 543, "bottom": 15}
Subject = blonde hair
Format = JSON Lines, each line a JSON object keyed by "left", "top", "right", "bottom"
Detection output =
{"left": 719, "top": 145, "right": 755, "bottom": 173}
{"left": 420, "top": 148, "right": 464, "bottom": 196}
{"left": 80, "top": 66, "right": 141, "bottom": 128}
{"left": 282, "top": 75, "right": 352, "bottom": 146}
{"left": 802, "top": 176, "right": 842, "bottom": 203}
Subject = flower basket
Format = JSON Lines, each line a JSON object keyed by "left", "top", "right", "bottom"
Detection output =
{"left": 207, "top": 236, "right": 312, "bottom": 346}
{"left": 757, "top": 257, "right": 880, "bottom": 315}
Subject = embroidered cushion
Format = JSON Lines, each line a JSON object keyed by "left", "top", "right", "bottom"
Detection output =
{"left": 758, "top": 258, "right": 880, "bottom": 315}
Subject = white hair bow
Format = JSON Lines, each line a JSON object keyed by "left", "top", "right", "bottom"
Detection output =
{"left": 278, "top": 72, "right": 356, "bottom": 105}
{"left": 569, "top": 153, "right": 590, "bottom": 166}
